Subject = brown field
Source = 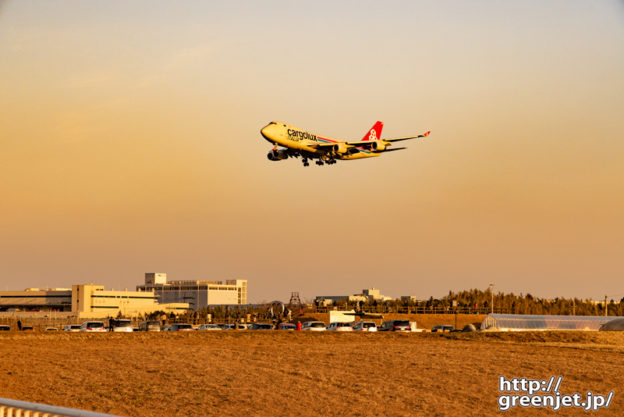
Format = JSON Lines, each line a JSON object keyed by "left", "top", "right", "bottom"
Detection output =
{"left": 1, "top": 331, "right": 623, "bottom": 417}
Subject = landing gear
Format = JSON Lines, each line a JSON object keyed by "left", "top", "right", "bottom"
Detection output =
{"left": 327, "top": 158, "right": 336, "bottom": 165}
{"left": 302, "top": 158, "right": 309, "bottom": 167}
{"left": 315, "top": 160, "right": 324, "bottom": 166}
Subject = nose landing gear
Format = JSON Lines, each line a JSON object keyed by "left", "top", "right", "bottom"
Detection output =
{"left": 302, "top": 158, "right": 309, "bottom": 167}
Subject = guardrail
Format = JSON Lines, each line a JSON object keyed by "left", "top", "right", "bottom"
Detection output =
{"left": 0, "top": 398, "right": 122, "bottom": 417}
{"left": 310, "top": 306, "right": 500, "bottom": 315}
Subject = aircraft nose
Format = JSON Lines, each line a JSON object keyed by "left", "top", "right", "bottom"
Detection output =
{"left": 261, "top": 124, "right": 273, "bottom": 140}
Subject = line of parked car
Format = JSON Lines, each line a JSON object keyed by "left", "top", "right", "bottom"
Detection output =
{"left": 59, "top": 320, "right": 135, "bottom": 332}
{"left": 155, "top": 320, "right": 420, "bottom": 332}
{"left": 309, "top": 320, "right": 415, "bottom": 332}
{"left": 1, "top": 320, "right": 477, "bottom": 333}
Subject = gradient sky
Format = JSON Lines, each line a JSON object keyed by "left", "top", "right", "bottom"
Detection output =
{"left": 1, "top": 1, "right": 623, "bottom": 302}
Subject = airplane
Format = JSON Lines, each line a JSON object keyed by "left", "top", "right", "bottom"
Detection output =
{"left": 261, "top": 121, "right": 430, "bottom": 166}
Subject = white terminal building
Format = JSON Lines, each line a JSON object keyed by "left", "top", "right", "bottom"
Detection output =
{"left": 136, "top": 273, "right": 248, "bottom": 310}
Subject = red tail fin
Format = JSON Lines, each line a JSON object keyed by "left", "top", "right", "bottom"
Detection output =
{"left": 361, "top": 121, "right": 384, "bottom": 141}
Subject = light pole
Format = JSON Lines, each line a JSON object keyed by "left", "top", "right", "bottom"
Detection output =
{"left": 488, "top": 284, "right": 494, "bottom": 314}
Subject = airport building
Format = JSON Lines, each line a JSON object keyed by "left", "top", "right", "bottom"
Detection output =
{"left": 72, "top": 284, "right": 188, "bottom": 318}
{"left": 0, "top": 288, "right": 73, "bottom": 312}
{"left": 136, "top": 273, "right": 248, "bottom": 310}
{"left": 0, "top": 284, "right": 188, "bottom": 318}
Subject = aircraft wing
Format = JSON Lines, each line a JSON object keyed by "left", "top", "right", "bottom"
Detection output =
{"left": 377, "top": 147, "right": 407, "bottom": 152}
{"left": 311, "top": 142, "right": 340, "bottom": 149}
{"left": 345, "top": 131, "right": 430, "bottom": 146}
{"left": 384, "top": 131, "right": 430, "bottom": 142}
{"left": 308, "top": 142, "right": 357, "bottom": 153}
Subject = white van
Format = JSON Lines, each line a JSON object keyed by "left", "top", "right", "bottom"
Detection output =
{"left": 352, "top": 321, "right": 377, "bottom": 332}
{"left": 111, "top": 319, "right": 133, "bottom": 332}
{"left": 302, "top": 321, "right": 326, "bottom": 331}
{"left": 80, "top": 321, "right": 107, "bottom": 332}
{"left": 326, "top": 322, "right": 353, "bottom": 332}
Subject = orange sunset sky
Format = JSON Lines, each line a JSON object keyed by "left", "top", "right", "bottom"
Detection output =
{"left": 1, "top": 1, "right": 623, "bottom": 302}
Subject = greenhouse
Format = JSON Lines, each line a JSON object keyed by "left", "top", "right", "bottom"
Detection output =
{"left": 480, "top": 314, "right": 624, "bottom": 331}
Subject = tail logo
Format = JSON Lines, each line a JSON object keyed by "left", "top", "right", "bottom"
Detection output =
{"left": 369, "top": 130, "right": 378, "bottom": 141}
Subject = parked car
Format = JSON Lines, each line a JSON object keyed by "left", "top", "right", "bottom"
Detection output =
{"left": 278, "top": 323, "right": 297, "bottom": 330}
{"left": 111, "top": 319, "right": 133, "bottom": 333}
{"left": 250, "top": 323, "right": 273, "bottom": 330}
{"left": 0, "top": 325, "right": 10, "bottom": 331}
{"left": 326, "top": 322, "right": 353, "bottom": 332}
{"left": 138, "top": 321, "right": 161, "bottom": 332}
{"left": 63, "top": 324, "right": 81, "bottom": 332}
{"left": 163, "top": 323, "right": 194, "bottom": 331}
{"left": 379, "top": 320, "right": 411, "bottom": 332}
{"left": 21, "top": 326, "right": 34, "bottom": 331}
{"left": 301, "top": 321, "right": 326, "bottom": 331}
{"left": 431, "top": 325, "right": 455, "bottom": 333}
{"left": 80, "top": 321, "right": 107, "bottom": 332}
{"left": 197, "top": 324, "right": 222, "bottom": 331}
{"left": 352, "top": 321, "right": 377, "bottom": 332}
{"left": 45, "top": 327, "right": 58, "bottom": 331}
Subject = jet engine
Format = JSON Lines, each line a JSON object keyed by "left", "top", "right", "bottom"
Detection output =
{"left": 332, "top": 143, "right": 349, "bottom": 155}
{"left": 267, "top": 149, "right": 289, "bottom": 161}
{"left": 370, "top": 141, "right": 386, "bottom": 151}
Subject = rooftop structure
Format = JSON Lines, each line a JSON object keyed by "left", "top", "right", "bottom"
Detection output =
{"left": 315, "top": 288, "right": 392, "bottom": 306}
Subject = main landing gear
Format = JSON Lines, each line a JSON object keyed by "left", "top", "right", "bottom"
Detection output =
{"left": 301, "top": 157, "right": 336, "bottom": 166}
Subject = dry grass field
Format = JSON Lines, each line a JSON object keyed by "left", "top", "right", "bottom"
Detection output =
{"left": 1, "top": 331, "right": 623, "bottom": 416}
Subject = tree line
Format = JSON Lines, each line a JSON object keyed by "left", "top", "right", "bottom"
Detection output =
{"left": 142, "top": 289, "right": 624, "bottom": 321}
{"left": 316, "top": 288, "right": 624, "bottom": 316}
